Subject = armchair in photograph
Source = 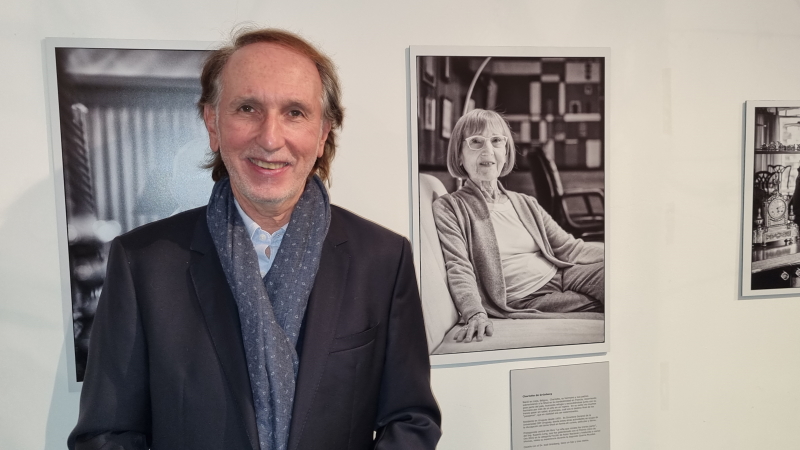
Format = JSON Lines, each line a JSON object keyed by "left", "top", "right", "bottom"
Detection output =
{"left": 526, "top": 148, "right": 604, "bottom": 241}
{"left": 417, "top": 173, "right": 603, "bottom": 355}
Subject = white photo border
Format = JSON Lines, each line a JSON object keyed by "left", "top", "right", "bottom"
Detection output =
{"left": 407, "top": 45, "right": 611, "bottom": 366}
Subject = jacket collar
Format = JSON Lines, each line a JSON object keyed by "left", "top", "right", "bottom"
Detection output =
{"left": 459, "top": 178, "right": 511, "bottom": 215}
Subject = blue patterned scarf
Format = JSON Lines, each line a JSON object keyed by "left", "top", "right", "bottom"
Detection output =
{"left": 206, "top": 176, "right": 330, "bottom": 450}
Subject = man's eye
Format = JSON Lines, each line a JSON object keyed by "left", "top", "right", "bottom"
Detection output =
{"left": 239, "top": 105, "right": 255, "bottom": 113}
{"left": 288, "top": 110, "right": 305, "bottom": 118}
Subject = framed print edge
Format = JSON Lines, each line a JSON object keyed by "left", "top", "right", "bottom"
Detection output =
{"left": 44, "top": 37, "right": 216, "bottom": 52}
{"left": 740, "top": 100, "right": 757, "bottom": 298}
{"left": 740, "top": 99, "right": 800, "bottom": 298}
{"left": 408, "top": 48, "right": 422, "bottom": 281}
{"left": 432, "top": 342, "right": 609, "bottom": 367}
{"left": 408, "top": 45, "right": 610, "bottom": 366}
{"left": 409, "top": 45, "right": 611, "bottom": 59}
{"left": 604, "top": 51, "right": 611, "bottom": 356}
{"left": 45, "top": 38, "right": 81, "bottom": 392}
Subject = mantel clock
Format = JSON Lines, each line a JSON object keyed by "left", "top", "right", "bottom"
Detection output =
{"left": 754, "top": 192, "right": 799, "bottom": 246}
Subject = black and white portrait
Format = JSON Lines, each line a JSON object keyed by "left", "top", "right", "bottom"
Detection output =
{"left": 741, "top": 101, "right": 800, "bottom": 298}
{"left": 47, "top": 40, "right": 213, "bottom": 386}
{"left": 409, "top": 47, "right": 609, "bottom": 364}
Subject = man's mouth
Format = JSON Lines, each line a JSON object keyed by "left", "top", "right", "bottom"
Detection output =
{"left": 250, "top": 158, "right": 289, "bottom": 170}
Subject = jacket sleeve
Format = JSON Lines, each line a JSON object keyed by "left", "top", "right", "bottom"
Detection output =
{"left": 532, "top": 198, "right": 604, "bottom": 264}
{"left": 432, "top": 197, "right": 486, "bottom": 322}
{"left": 373, "top": 239, "right": 442, "bottom": 449}
{"left": 68, "top": 238, "right": 151, "bottom": 450}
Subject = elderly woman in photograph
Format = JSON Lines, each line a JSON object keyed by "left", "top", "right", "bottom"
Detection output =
{"left": 432, "top": 109, "right": 604, "bottom": 343}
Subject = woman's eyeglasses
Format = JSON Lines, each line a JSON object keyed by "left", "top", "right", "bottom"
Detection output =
{"left": 464, "top": 135, "right": 508, "bottom": 150}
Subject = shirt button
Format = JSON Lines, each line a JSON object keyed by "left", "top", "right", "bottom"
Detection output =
{"left": 259, "top": 234, "right": 267, "bottom": 241}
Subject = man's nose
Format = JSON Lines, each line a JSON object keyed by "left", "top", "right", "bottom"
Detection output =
{"left": 256, "top": 113, "right": 285, "bottom": 151}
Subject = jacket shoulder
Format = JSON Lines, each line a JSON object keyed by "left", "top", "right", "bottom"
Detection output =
{"left": 116, "top": 206, "right": 206, "bottom": 251}
{"left": 431, "top": 192, "right": 459, "bottom": 222}
{"left": 432, "top": 188, "right": 466, "bottom": 210}
{"left": 329, "top": 205, "right": 407, "bottom": 252}
{"left": 432, "top": 190, "right": 454, "bottom": 206}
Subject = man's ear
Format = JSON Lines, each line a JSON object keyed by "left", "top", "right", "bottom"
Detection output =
{"left": 317, "top": 121, "right": 331, "bottom": 158}
{"left": 203, "top": 104, "right": 220, "bottom": 152}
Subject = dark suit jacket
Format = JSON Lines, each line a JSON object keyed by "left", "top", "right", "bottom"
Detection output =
{"left": 68, "top": 205, "right": 441, "bottom": 450}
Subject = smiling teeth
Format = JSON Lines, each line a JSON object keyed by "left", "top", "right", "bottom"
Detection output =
{"left": 251, "top": 159, "right": 287, "bottom": 170}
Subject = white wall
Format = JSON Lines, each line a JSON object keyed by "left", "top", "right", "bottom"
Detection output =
{"left": 2, "top": 0, "right": 800, "bottom": 448}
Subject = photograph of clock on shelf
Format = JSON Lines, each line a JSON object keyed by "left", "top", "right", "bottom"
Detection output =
{"left": 741, "top": 100, "right": 800, "bottom": 298}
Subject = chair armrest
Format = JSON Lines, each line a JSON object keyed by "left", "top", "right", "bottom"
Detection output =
{"left": 562, "top": 187, "right": 604, "bottom": 199}
{"left": 559, "top": 189, "right": 604, "bottom": 232}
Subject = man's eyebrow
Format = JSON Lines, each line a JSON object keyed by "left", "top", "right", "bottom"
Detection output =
{"left": 283, "top": 99, "right": 313, "bottom": 110}
{"left": 228, "top": 96, "right": 263, "bottom": 107}
{"left": 226, "top": 97, "right": 314, "bottom": 111}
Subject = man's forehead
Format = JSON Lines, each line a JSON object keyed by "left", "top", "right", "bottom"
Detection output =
{"left": 223, "top": 42, "right": 320, "bottom": 83}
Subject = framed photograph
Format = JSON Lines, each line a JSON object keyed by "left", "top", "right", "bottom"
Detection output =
{"left": 45, "top": 38, "right": 214, "bottom": 390}
{"left": 408, "top": 46, "right": 609, "bottom": 365}
{"left": 422, "top": 56, "right": 436, "bottom": 86}
{"left": 423, "top": 97, "right": 436, "bottom": 131}
{"left": 441, "top": 97, "right": 453, "bottom": 139}
{"left": 741, "top": 100, "right": 800, "bottom": 298}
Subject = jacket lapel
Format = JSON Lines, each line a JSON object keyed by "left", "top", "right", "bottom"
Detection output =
{"left": 288, "top": 210, "right": 350, "bottom": 450}
{"left": 461, "top": 181, "right": 509, "bottom": 310}
{"left": 505, "top": 191, "right": 549, "bottom": 254}
{"left": 505, "top": 190, "right": 571, "bottom": 268}
{"left": 189, "top": 213, "right": 259, "bottom": 450}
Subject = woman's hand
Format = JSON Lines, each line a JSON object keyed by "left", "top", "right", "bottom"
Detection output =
{"left": 455, "top": 312, "right": 494, "bottom": 343}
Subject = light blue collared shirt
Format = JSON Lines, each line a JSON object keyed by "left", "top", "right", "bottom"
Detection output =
{"left": 234, "top": 199, "right": 288, "bottom": 277}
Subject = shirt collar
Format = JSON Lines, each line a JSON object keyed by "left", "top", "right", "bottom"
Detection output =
{"left": 233, "top": 198, "right": 288, "bottom": 239}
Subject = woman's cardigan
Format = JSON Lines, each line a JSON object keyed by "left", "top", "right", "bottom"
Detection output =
{"left": 432, "top": 180, "right": 603, "bottom": 321}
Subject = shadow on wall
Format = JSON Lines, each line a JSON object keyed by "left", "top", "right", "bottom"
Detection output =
{"left": 44, "top": 341, "right": 79, "bottom": 449}
{"left": 0, "top": 178, "right": 80, "bottom": 449}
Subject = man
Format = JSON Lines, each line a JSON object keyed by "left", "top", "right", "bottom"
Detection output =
{"left": 68, "top": 28, "right": 441, "bottom": 450}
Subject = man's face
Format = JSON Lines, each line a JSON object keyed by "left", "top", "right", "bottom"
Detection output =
{"left": 204, "top": 42, "right": 330, "bottom": 217}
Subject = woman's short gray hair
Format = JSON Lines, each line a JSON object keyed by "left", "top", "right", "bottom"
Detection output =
{"left": 445, "top": 109, "right": 516, "bottom": 180}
